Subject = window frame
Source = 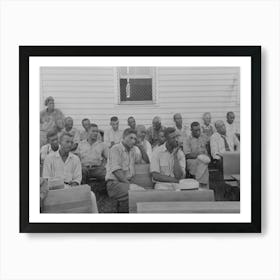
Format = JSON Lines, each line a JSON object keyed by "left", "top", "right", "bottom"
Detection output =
{"left": 115, "top": 67, "right": 157, "bottom": 105}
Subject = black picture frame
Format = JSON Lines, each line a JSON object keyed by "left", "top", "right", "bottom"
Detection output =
{"left": 20, "top": 46, "right": 261, "bottom": 233}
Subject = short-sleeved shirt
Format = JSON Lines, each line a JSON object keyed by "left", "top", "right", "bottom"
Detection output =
{"left": 62, "top": 127, "right": 80, "bottom": 144}
{"left": 201, "top": 124, "right": 215, "bottom": 140}
{"left": 146, "top": 126, "right": 166, "bottom": 147}
{"left": 150, "top": 143, "right": 186, "bottom": 178}
{"left": 174, "top": 125, "right": 189, "bottom": 146}
{"left": 75, "top": 139, "right": 108, "bottom": 167}
{"left": 225, "top": 122, "right": 239, "bottom": 138}
{"left": 42, "top": 151, "right": 82, "bottom": 184}
{"left": 104, "top": 128, "right": 123, "bottom": 147}
{"left": 105, "top": 142, "right": 142, "bottom": 181}
{"left": 183, "top": 135, "right": 208, "bottom": 155}
{"left": 40, "top": 108, "right": 64, "bottom": 132}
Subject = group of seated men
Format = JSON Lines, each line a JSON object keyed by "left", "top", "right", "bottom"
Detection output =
{"left": 40, "top": 111, "right": 240, "bottom": 213}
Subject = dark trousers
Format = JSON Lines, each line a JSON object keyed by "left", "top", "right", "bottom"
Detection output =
{"left": 82, "top": 166, "right": 106, "bottom": 191}
{"left": 106, "top": 180, "right": 130, "bottom": 213}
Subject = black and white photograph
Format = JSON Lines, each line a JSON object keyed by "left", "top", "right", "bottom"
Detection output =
{"left": 39, "top": 66, "right": 241, "bottom": 214}
{"left": 20, "top": 46, "right": 261, "bottom": 232}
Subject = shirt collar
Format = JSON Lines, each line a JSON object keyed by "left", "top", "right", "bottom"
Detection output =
{"left": 49, "top": 144, "right": 60, "bottom": 151}
{"left": 55, "top": 150, "right": 74, "bottom": 159}
{"left": 86, "top": 139, "right": 99, "bottom": 145}
{"left": 120, "top": 141, "right": 134, "bottom": 153}
{"left": 110, "top": 127, "right": 120, "bottom": 133}
{"left": 157, "top": 142, "right": 168, "bottom": 152}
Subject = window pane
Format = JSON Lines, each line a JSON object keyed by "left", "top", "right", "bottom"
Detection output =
{"left": 120, "top": 78, "right": 152, "bottom": 101}
{"left": 119, "top": 67, "right": 152, "bottom": 76}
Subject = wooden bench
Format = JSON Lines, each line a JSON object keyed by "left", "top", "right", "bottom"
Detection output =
{"left": 42, "top": 184, "right": 93, "bottom": 213}
{"left": 137, "top": 201, "right": 240, "bottom": 213}
{"left": 129, "top": 189, "right": 214, "bottom": 213}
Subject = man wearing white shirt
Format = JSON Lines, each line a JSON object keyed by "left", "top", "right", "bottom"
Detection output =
{"left": 104, "top": 116, "right": 123, "bottom": 148}
{"left": 210, "top": 120, "right": 240, "bottom": 161}
{"left": 76, "top": 124, "right": 108, "bottom": 185}
{"left": 173, "top": 113, "right": 188, "bottom": 147}
{"left": 150, "top": 127, "right": 186, "bottom": 190}
{"left": 63, "top": 117, "right": 80, "bottom": 151}
{"left": 42, "top": 132, "right": 98, "bottom": 213}
{"left": 225, "top": 111, "right": 240, "bottom": 140}
{"left": 135, "top": 125, "right": 152, "bottom": 162}
{"left": 43, "top": 132, "right": 82, "bottom": 185}
{"left": 40, "top": 130, "right": 60, "bottom": 163}
{"left": 183, "top": 122, "right": 210, "bottom": 188}
{"left": 80, "top": 118, "right": 91, "bottom": 141}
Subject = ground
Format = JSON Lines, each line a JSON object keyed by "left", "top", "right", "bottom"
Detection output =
{"left": 89, "top": 172, "right": 240, "bottom": 213}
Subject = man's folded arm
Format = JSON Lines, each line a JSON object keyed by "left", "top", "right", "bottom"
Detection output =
{"left": 112, "top": 169, "right": 130, "bottom": 184}
{"left": 151, "top": 172, "right": 179, "bottom": 183}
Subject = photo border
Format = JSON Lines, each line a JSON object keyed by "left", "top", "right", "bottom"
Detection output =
{"left": 19, "top": 46, "right": 261, "bottom": 233}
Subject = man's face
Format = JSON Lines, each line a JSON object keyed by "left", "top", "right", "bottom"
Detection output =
{"left": 56, "top": 119, "right": 64, "bottom": 130}
{"left": 111, "top": 120, "right": 119, "bottom": 131}
{"left": 128, "top": 118, "right": 136, "bottom": 129}
{"left": 227, "top": 113, "right": 235, "bottom": 124}
{"left": 191, "top": 125, "right": 201, "bottom": 138}
{"left": 217, "top": 123, "right": 226, "bottom": 135}
{"left": 158, "top": 131, "right": 166, "bottom": 145}
{"left": 123, "top": 133, "right": 137, "bottom": 148}
{"left": 153, "top": 120, "right": 161, "bottom": 130}
{"left": 174, "top": 114, "right": 182, "bottom": 126}
{"left": 47, "top": 100, "right": 54, "bottom": 111}
{"left": 48, "top": 135, "right": 59, "bottom": 149}
{"left": 137, "top": 129, "right": 146, "bottom": 141}
{"left": 203, "top": 114, "right": 211, "bottom": 125}
{"left": 167, "top": 131, "right": 178, "bottom": 149}
{"left": 82, "top": 120, "right": 90, "bottom": 131}
{"left": 65, "top": 119, "right": 73, "bottom": 130}
{"left": 88, "top": 126, "right": 99, "bottom": 141}
{"left": 60, "top": 135, "right": 73, "bottom": 153}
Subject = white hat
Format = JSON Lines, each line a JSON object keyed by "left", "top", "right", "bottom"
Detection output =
{"left": 197, "top": 154, "right": 211, "bottom": 164}
{"left": 178, "top": 179, "right": 199, "bottom": 190}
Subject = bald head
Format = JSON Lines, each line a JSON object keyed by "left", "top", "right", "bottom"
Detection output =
{"left": 136, "top": 125, "right": 147, "bottom": 141}
{"left": 202, "top": 112, "right": 211, "bottom": 125}
{"left": 215, "top": 120, "right": 226, "bottom": 135}
{"left": 173, "top": 113, "right": 182, "bottom": 128}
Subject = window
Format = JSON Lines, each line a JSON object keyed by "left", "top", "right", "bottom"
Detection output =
{"left": 117, "top": 67, "right": 156, "bottom": 104}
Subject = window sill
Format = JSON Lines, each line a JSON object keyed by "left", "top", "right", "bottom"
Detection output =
{"left": 118, "top": 101, "right": 156, "bottom": 105}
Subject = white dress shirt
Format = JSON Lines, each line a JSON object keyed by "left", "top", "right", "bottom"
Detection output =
{"left": 104, "top": 127, "right": 123, "bottom": 147}
{"left": 43, "top": 151, "right": 82, "bottom": 184}
{"left": 210, "top": 132, "right": 240, "bottom": 160}
{"left": 225, "top": 121, "right": 239, "bottom": 139}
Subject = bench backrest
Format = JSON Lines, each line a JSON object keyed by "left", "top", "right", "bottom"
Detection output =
{"left": 223, "top": 152, "right": 240, "bottom": 178}
{"left": 43, "top": 184, "right": 93, "bottom": 213}
{"left": 129, "top": 189, "right": 214, "bottom": 213}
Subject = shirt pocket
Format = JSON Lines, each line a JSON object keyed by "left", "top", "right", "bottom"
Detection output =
{"left": 121, "top": 154, "right": 130, "bottom": 171}
{"left": 159, "top": 164, "right": 170, "bottom": 176}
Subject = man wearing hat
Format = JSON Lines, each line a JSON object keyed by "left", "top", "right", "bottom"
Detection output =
{"left": 183, "top": 122, "right": 210, "bottom": 188}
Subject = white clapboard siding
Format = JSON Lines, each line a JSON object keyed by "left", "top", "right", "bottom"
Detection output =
{"left": 40, "top": 67, "right": 240, "bottom": 132}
